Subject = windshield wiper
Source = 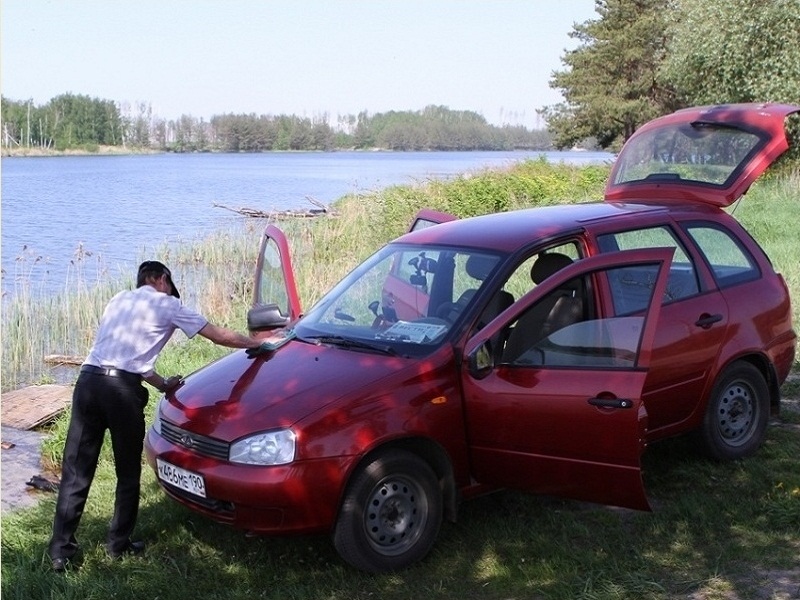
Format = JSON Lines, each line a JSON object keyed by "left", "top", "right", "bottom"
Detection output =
{"left": 303, "top": 335, "right": 398, "bottom": 356}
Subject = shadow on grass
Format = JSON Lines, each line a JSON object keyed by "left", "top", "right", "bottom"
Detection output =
{"left": 2, "top": 424, "right": 798, "bottom": 600}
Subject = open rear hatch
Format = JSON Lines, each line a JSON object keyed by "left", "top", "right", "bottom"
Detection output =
{"left": 605, "top": 103, "right": 800, "bottom": 207}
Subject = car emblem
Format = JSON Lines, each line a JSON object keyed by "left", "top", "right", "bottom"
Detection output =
{"left": 180, "top": 434, "right": 195, "bottom": 449}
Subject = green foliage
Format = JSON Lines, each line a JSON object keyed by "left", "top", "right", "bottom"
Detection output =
{"left": 542, "top": 0, "right": 679, "bottom": 150}
{"left": 544, "top": 0, "right": 800, "bottom": 158}
{"left": 662, "top": 0, "right": 800, "bottom": 163}
{"left": 1, "top": 94, "right": 124, "bottom": 151}
{"left": 662, "top": 0, "right": 800, "bottom": 107}
{"left": 345, "top": 158, "right": 611, "bottom": 251}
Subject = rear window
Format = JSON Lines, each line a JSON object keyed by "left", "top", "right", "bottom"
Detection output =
{"left": 611, "top": 123, "right": 763, "bottom": 188}
{"left": 684, "top": 224, "right": 760, "bottom": 287}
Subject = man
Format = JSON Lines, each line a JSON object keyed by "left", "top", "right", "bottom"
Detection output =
{"left": 48, "top": 260, "right": 261, "bottom": 572}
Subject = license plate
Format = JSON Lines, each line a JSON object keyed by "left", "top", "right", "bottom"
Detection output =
{"left": 156, "top": 458, "right": 207, "bottom": 498}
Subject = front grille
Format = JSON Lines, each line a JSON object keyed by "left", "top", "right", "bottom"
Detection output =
{"left": 160, "top": 420, "right": 229, "bottom": 460}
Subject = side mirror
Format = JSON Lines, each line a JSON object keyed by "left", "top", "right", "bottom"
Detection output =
{"left": 467, "top": 341, "right": 494, "bottom": 379}
{"left": 247, "top": 303, "right": 290, "bottom": 331}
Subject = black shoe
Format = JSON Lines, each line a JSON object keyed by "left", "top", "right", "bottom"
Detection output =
{"left": 51, "top": 557, "right": 70, "bottom": 572}
{"left": 108, "top": 540, "right": 145, "bottom": 559}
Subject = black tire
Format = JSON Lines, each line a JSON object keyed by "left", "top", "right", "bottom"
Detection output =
{"left": 333, "top": 449, "right": 442, "bottom": 573}
{"left": 699, "top": 362, "right": 769, "bottom": 460}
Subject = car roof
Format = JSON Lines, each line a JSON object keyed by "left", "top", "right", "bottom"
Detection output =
{"left": 397, "top": 202, "right": 672, "bottom": 253}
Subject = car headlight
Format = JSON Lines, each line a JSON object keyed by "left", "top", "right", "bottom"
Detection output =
{"left": 229, "top": 429, "right": 296, "bottom": 466}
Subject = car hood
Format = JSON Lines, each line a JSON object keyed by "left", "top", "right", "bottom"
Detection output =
{"left": 605, "top": 103, "right": 800, "bottom": 207}
{"left": 159, "top": 340, "right": 407, "bottom": 441}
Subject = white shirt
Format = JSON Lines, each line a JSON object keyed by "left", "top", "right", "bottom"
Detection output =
{"left": 84, "top": 284, "right": 208, "bottom": 376}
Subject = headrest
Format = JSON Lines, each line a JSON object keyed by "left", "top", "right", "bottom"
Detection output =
{"left": 465, "top": 255, "right": 497, "bottom": 281}
{"left": 531, "top": 253, "right": 573, "bottom": 284}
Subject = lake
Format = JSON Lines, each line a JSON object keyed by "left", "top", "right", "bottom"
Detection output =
{"left": 1, "top": 150, "right": 614, "bottom": 299}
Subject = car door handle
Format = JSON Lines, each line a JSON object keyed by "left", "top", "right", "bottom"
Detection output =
{"left": 695, "top": 313, "right": 723, "bottom": 329}
{"left": 588, "top": 397, "right": 634, "bottom": 409}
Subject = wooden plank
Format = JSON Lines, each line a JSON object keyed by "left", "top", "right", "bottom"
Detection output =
{"left": 1, "top": 385, "right": 73, "bottom": 429}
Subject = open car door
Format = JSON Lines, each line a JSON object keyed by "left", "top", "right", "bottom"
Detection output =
{"left": 248, "top": 224, "right": 302, "bottom": 334}
{"left": 461, "top": 248, "right": 674, "bottom": 511}
{"left": 407, "top": 208, "right": 457, "bottom": 232}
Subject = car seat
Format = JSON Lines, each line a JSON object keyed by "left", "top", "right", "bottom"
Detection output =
{"left": 437, "top": 255, "right": 500, "bottom": 323}
{"left": 502, "top": 252, "right": 582, "bottom": 363}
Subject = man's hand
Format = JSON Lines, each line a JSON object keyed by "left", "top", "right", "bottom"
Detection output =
{"left": 162, "top": 375, "right": 183, "bottom": 392}
{"left": 245, "top": 342, "right": 274, "bottom": 357}
{"left": 245, "top": 330, "right": 296, "bottom": 357}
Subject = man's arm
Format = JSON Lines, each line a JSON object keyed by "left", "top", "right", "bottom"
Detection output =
{"left": 197, "top": 323, "right": 261, "bottom": 349}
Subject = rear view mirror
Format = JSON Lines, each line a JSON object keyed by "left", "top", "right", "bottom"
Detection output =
{"left": 247, "top": 303, "right": 290, "bottom": 331}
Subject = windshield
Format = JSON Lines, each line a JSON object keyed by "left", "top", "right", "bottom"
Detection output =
{"left": 294, "top": 243, "right": 502, "bottom": 353}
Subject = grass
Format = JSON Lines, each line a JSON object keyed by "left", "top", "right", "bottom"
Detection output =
{"left": 2, "top": 159, "right": 799, "bottom": 599}
{"left": 2, "top": 429, "right": 799, "bottom": 599}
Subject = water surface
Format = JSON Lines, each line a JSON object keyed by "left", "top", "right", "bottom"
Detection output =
{"left": 1, "top": 150, "right": 613, "bottom": 298}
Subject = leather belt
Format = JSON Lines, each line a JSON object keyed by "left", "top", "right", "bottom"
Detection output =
{"left": 81, "top": 365, "right": 142, "bottom": 384}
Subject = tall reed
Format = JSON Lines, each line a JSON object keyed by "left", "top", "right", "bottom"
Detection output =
{"left": 1, "top": 249, "right": 120, "bottom": 391}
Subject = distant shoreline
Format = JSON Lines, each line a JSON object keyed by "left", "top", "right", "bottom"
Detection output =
{"left": 1, "top": 145, "right": 561, "bottom": 159}
{"left": 1, "top": 145, "right": 160, "bottom": 158}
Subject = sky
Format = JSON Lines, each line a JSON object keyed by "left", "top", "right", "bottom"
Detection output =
{"left": 1, "top": 0, "right": 598, "bottom": 129}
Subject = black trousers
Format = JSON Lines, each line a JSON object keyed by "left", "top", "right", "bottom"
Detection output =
{"left": 48, "top": 370, "right": 148, "bottom": 559}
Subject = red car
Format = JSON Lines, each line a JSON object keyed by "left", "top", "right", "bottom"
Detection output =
{"left": 145, "top": 103, "right": 798, "bottom": 572}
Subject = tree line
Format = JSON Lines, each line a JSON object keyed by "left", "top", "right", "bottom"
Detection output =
{"left": 0, "top": 95, "right": 553, "bottom": 154}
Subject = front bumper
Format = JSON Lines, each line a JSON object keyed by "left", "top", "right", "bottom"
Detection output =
{"left": 144, "top": 425, "right": 355, "bottom": 535}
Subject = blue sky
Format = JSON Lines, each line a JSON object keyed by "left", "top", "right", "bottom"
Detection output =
{"left": 1, "top": 0, "right": 597, "bottom": 128}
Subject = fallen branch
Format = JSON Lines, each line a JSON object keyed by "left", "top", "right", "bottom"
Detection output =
{"left": 213, "top": 196, "right": 336, "bottom": 219}
{"left": 44, "top": 354, "right": 83, "bottom": 366}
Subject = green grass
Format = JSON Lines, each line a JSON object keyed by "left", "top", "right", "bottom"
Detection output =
{"left": 2, "top": 160, "right": 799, "bottom": 599}
{"left": 3, "top": 428, "right": 799, "bottom": 599}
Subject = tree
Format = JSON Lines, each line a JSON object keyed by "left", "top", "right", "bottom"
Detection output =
{"left": 664, "top": 0, "right": 800, "bottom": 163}
{"left": 661, "top": 0, "right": 800, "bottom": 106}
{"left": 541, "top": 0, "right": 679, "bottom": 150}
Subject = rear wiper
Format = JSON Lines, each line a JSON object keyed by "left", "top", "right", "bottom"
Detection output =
{"left": 644, "top": 172, "right": 682, "bottom": 180}
{"left": 304, "top": 335, "right": 398, "bottom": 356}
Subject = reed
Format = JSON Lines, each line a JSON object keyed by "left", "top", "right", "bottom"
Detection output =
{"left": 1, "top": 249, "right": 120, "bottom": 391}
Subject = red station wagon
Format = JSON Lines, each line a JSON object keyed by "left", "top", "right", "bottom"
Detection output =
{"left": 145, "top": 103, "right": 798, "bottom": 572}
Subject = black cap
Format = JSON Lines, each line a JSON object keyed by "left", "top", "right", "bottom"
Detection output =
{"left": 137, "top": 260, "right": 180, "bottom": 298}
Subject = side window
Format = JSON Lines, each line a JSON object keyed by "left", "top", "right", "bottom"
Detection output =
{"left": 597, "top": 226, "right": 699, "bottom": 313}
{"left": 501, "top": 264, "right": 660, "bottom": 369}
{"left": 257, "top": 237, "right": 290, "bottom": 315}
{"left": 470, "top": 241, "right": 582, "bottom": 341}
{"left": 501, "top": 242, "right": 582, "bottom": 300}
{"left": 684, "top": 224, "right": 759, "bottom": 287}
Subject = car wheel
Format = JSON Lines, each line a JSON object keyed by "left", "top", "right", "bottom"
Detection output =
{"left": 333, "top": 449, "right": 442, "bottom": 573}
{"left": 700, "top": 362, "right": 769, "bottom": 460}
